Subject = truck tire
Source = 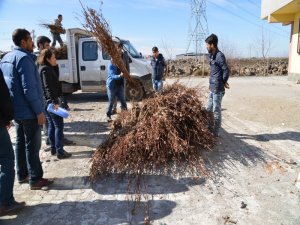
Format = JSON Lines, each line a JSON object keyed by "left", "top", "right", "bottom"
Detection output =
{"left": 126, "top": 80, "right": 145, "bottom": 101}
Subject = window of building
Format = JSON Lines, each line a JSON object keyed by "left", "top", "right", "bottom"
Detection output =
{"left": 82, "top": 41, "right": 98, "bottom": 61}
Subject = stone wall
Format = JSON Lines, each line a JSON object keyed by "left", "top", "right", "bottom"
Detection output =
{"left": 166, "top": 58, "right": 288, "bottom": 77}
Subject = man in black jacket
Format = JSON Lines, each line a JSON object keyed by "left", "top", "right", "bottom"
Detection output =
{"left": 0, "top": 68, "right": 25, "bottom": 216}
{"left": 150, "top": 46, "right": 166, "bottom": 92}
{"left": 205, "top": 34, "right": 229, "bottom": 137}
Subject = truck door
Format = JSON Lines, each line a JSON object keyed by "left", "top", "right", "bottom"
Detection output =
{"left": 78, "top": 40, "right": 103, "bottom": 92}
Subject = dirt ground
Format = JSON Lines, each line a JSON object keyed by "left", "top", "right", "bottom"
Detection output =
{"left": 1, "top": 76, "right": 299, "bottom": 225}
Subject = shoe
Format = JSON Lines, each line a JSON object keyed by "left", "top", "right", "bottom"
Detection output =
{"left": 0, "top": 201, "right": 26, "bottom": 216}
{"left": 30, "top": 178, "right": 54, "bottom": 190}
{"left": 106, "top": 116, "right": 112, "bottom": 122}
{"left": 18, "top": 176, "right": 29, "bottom": 184}
{"left": 57, "top": 150, "right": 72, "bottom": 159}
{"left": 63, "top": 138, "right": 75, "bottom": 145}
{"left": 51, "top": 151, "right": 56, "bottom": 156}
{"left": 46, "top": 138, "right": 50, "bottom": 146}
{"left": 111, "top": 108, "right": 117, "bottom": 115}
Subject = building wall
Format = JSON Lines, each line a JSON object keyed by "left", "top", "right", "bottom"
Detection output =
{"left": 289, "top": 11, "right": 300, "bottom": 79}
{"left": 261, "top": 0, "right": 293, "bottom": 19}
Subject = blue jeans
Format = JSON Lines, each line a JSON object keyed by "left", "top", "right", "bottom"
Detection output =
{"left": 0, "top": 126, "right": 15, "bottom": 207}
{"left": 152, "top": 79, "right": 163, "bottom": 92}
{"left": 106, "top": 86, "right": 127, "bottom": 117}
{"left": 45, "top": 107, "right": 64, "bottom": 155}
{"left": 51, "top": 33, "right": 63, "bottom": 47}
{"left": 206, "top": 91, "right": 225, "bottom": 136}
{"left": 14, "top": 119, "right": 43, "bottom": 185}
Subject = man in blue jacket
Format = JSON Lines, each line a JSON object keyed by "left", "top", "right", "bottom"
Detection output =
{"left": 106, "top": 58, "right": 127, "bottom": 122}
{"left": 150, "top": 46, "right": 166, "bottom": 92}
{"left": 205, "top": 34, "right": 229, "bottom": 137}
{"left": 0, "top": 29, "right": 53, "bottom": 190}
{"left": 0, "top": 68, "right": 25, "bottom": 216}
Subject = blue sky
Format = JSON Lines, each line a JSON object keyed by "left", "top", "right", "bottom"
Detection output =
{"left": 0, "top": 0, "right": 291, "bottom": 58}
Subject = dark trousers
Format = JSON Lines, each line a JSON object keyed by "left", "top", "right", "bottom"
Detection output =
{"left": 0, "top": 126, "right": 15, "bottom": 207}
{"left": 14, "top": 119, "right": 43, "bottom": 185}
{"left": 45, "top": 107, "right": 64, "bottom": 154}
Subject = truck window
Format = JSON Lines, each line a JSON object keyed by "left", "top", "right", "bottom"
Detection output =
{"left": 102, "top": 51, "right": 111, "bottom": 60}
{"left": 82, "top": 41, "right": 98, "bottom": 61}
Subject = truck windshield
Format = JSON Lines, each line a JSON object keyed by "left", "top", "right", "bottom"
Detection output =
{"left": 121, "top": 40, "right": 142, "bottom": 58}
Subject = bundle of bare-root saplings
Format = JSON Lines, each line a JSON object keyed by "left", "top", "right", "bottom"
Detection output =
{"left": 90, "top": 83, "right": 216, "bottom": 180}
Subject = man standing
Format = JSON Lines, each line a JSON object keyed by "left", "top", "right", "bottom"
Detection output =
{"left": 0, "top": 68, "right": 25, "bottom": 216}
{"left": 112, "top": 42, "right": 131, "bottom": 114}
{"left": 205, "top": 34, "right": 229, "bottom": 137}
{"left": 0, "top": 28, "right": 53, "bottom": 190}
{"left": 51, "top": 14, "right": 65, "bottom": 48}
{"left": 106, "top": 48, "right": 127, "bottom": 122}
{"left": 150, "top": 46, "right": 166, "bottom": 92}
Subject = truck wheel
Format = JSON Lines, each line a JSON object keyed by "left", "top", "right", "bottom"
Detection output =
{"left": 126, "top": 80, "right": 145, "bottom": 101}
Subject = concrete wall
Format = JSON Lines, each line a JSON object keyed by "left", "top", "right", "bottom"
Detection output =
{"left": 261, "top": 0, "right": 293, "bottom": 19}
{"left": 288, "top": 12, "right": 300, "bottom": 80}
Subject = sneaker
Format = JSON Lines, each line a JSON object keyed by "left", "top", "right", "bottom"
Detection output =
{"left": 106, "top": 116, "right": 112, "bottom": 122}
{"left": 57, "top": 150, "right": 72, "bottom": 159}
{"left": 0, "top": 201, "right": 26, "bottom": 216}
{"left": 63, "top": 138, "right": 75, "bottom": 145}
{"left": 30, "top": 178, "right": 54, "bottom": 190}
{"left": 18, "top": 176, "right": 29, "bottom": 184}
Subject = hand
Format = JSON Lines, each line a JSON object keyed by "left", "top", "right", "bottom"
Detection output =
{"left": 37, "top": 112, "right": 46, "bottom": 125}
{"left": 54, "top": 104, "right": 59, "bottom": 110}
{"left": 224, "top": 82, "right": 230, "bottom": 89}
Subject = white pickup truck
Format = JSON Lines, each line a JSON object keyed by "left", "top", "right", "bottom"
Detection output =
{"left": 57, "top": 28, "right": 153, "bottom": 101}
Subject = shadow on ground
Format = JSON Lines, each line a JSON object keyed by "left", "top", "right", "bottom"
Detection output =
{"left": 231, "top": 131, "right": 300, "bottom": 142}
{"left": 203, "top": 128, "right": 270, "bottom": 183}
{"left": 0, "top": 199, "right": 176, "bottom": 225}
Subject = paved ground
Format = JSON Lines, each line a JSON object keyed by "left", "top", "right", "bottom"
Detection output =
{"left": 0, "top": 76, "right": 299, "bottom": 225}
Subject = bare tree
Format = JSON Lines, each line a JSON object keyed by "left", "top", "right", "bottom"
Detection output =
{"left": 255, "top": 26, "right": 273, "bottom": 75}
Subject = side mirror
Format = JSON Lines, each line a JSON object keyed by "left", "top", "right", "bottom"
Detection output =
{"left": 140, "top": 52, "right": 143, "bottom": 58}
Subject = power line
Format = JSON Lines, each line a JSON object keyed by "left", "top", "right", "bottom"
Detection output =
{"left": 226, "top": 0, "right": 288, "bottom": 34}
{"left": 207, "top": 0, "right": 289, "bottom": 39}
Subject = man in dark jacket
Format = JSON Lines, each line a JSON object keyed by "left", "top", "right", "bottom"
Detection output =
{"left": 150, "top": 46, "right": 166, "bottom": 92}
{"left": 205, "top": 34, "right": 229, "bottom": 137}
{"left": 0, "top": 29, "right": 53, "bottom": 190}
{"left": 0, "top": 69, "right": 26, "bottom": 216}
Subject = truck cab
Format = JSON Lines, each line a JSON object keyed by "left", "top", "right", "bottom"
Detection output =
{"left": 58, "top": 28, "right": 152, "bottom": 101}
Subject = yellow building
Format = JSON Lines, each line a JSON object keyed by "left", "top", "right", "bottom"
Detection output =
{"left": 261, "top": 0, "right": 300, "bottom": 80}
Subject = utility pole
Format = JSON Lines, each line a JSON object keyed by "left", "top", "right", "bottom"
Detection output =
{"left": 186, "top": 0, "right": 209, "bottom": 75}
{"left": 31, "top": 29, "right": 35, "bottom": 48}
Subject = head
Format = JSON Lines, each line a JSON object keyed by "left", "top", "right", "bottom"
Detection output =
{"left": 36, "top": 36, "right": 51, "bottom": 51}
{"left": 58, "top": 14, "right": 63, "bottom": 21}
{"left": 37, "top": 49, "right": 56, "bottom": 67}
{"left": 12, "top": 28, "right": 33, "bottom": 52}
{"left": 205, "top": 34, "right": 218, "bottom": 54}
{"left": 152, "top": 46, "right": 159, "bottom": 58}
